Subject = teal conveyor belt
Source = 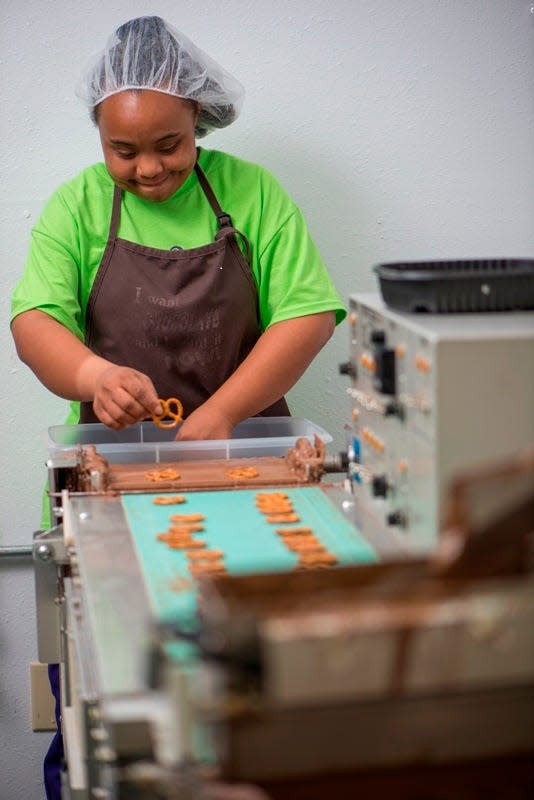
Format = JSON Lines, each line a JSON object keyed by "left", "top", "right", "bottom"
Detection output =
{"left": 122, "top": 487, "right": 376, "bottom": 631}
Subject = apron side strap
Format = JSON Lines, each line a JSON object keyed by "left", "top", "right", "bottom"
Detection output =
{"left": 215, "top": 224, "right": 252, "bottom": 265}
{"left": 233, "top": 227, "right": 252, "bottom": 265}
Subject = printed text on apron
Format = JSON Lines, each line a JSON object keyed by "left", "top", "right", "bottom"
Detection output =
{"left": 81, "top": 163, "right": 289, "bottom": 423}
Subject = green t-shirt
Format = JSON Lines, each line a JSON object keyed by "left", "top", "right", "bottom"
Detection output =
{"left": 12, "top": 147, "right": 346, "bottom": 339}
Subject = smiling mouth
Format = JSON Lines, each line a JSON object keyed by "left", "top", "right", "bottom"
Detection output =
{"left": 137, "top": 177, "right": 168, "bottom": 188}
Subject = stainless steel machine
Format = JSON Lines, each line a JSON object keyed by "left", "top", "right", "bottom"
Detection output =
{"left": 341, "top": 293, "right": 534, "bottom": 551}
{"left": 32, "top": 294, "right": 534, "bottom": 800}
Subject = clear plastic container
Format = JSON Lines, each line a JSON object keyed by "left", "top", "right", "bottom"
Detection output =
{"left": 44, "top": 417, "right": 332, "bottom": 464}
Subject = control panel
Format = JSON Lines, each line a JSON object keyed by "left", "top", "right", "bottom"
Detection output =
{"left": 341, "top": 293, "right": 534, "bottom": 552}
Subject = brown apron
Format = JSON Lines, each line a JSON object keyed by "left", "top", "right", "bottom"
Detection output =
{"left": 80, "top": 163, "right": 289, "bottom": 423}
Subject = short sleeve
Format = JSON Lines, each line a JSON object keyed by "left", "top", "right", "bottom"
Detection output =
{"left": 256, "top": 204, "right": 346, "bottom": 330}
{"left": 11, "top": 189, "right": 84, "bottom": 340}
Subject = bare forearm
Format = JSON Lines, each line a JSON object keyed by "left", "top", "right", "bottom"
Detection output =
{"left": 204, "top": 311, "right": 335, "bottom": 425}
{"left": 11, "top": 310, "right": 162, "bottom": 428}
{"left": 11, "top": 310, "right": 109, "bottom": 399}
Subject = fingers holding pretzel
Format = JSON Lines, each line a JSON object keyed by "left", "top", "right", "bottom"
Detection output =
{"left": 152, "top": 397, "right": 184, "bottom": 429}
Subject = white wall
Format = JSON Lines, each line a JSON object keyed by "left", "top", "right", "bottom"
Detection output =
{"left": 1, "top": 2, "right": 533, "bottom": 797}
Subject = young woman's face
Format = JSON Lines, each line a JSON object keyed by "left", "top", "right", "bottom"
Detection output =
{"left": 97, "top": 91, "right": 199, "bottom": 202}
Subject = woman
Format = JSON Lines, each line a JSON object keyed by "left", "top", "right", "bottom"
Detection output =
{"left": 11, "top": 15, "right": 345, "bottom": 441}
{"left": 10, "top": 16, "right": 345, "bottom": 799}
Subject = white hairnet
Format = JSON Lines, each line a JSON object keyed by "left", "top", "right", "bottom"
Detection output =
{"left": 76, "top": 16, "right": 245, "bottom": 137}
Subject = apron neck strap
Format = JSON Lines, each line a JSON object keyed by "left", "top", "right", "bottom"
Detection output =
{"left": 109, "top": 184, "right": 123, "bottom": 241}
{"left": 194, "top": 162, "right": 233, "bottom": 229}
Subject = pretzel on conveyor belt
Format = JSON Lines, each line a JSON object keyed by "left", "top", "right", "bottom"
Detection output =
{"left": 152, "top": 397, "right": 184, "bottom": 429}
{"left": 167, "top": 538, "right": 207, "bottom": 550}
{"left": 187, "top": 549, "right": 224, "bottom": 562}
{"left": 168, "top": 523, "right": 205, "bottom": 534}
{"left": 145, "top": 468, "right": 180, "bottom": 482}
{"left": 298, "top": 552, "right": 338, "bottom": 566}
{"left": 265, "top": 513, "right": 301, "bottom": 524}
{"left": 226, "top": 466, "right": 259, "bottom": 480}
{"left": 152, "top": 495, "right": 186, "bottom": 505}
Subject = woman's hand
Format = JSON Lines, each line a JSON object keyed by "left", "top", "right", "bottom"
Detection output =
{"left": 11, "top": 311, "right": 162, "bottom": 429}
{"left": 91, "top": 365, "right": 162, "bottom": 429}
{"left": 175, "top": 404, "right": 234, "bottom": 441}
{"left": 174, "top": 311, "right": 336, "bottom": 441}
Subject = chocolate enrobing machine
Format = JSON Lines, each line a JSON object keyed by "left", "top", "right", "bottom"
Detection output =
{"left": 32, "top": 295, "right": 534, "bottom": 800}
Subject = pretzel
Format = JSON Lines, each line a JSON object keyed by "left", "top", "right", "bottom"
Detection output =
{"left": 291, "top": 543, "right": 328, "bottom": 555}
{"left": 226, "top": 466, "right": 259, "bottom": 480}
{"left": 167, "top": 538, "right": 207, "bottom": 550}
{"left": 145, "top": 467, "right": 180, "bottom": 482}
{"left": 257, "top": 505, "right": 293, "bottom": 511}
{"left": 167, "top": 532, "right": 204, "bottom": 543}
{"left": 188, "top": 556, "right": 225, "bottom": 570}
{"left": 188, "top": 555, "right": 225, "bottom": 568}
{"left": 257, "top": 502, "right": 294, "bottom": 512}
{"left": 298, "top": 553, "right": 338, "bottom": 566}
{"left": 152, "top": 495, "right": 186, "bottom": 505}
{"left": 276, "top": 526, "right": 314, "bottom": 537}
{"left": 187, "top": 549, "right": 224, "bottom": 562}
{"left": 265, "top": 513, "right": 301, "bottom": 524}
{"left": 169, "top": 525, "right": 204, "bottom": 536}
{"left": 157, "top": 531, "right": 198, "bottom": 542}
{"left": 275, "top": 527, "right": 314, "bottom": 537}
{"left": 188, "top": 563, "right": 227, "bottom": 577}
{"left": 256, "top": 497, "right": 294, "bottom": 511}
{"left": 283, "top": 537, "right": 320, "bottom": 552}
{"left": 152, "top": 397, "right": 184, "bottom": 429}
{"left": 256, "top": 494, "right": 291, "bottom": 505}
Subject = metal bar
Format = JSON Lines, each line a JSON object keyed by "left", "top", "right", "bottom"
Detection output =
{"left": 0, "top": 545, "right": 33, "bottom": 559}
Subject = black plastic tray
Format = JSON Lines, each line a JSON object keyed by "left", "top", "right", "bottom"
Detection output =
{"left": 374, "top": 258, "right": 534, "bottom": 313}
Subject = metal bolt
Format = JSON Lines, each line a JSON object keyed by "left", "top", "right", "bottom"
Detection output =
{"left": 36, "top": 543, "right": 54, "bottom": 561}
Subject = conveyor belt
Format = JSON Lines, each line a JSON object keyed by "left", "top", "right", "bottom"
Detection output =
{"left": 107, "top": 455, "right": 310, "bottom": 492}
{"left": 122, "top": 486, "right": 376, "bottom": 630}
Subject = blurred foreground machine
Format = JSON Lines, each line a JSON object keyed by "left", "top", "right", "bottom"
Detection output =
{"left": 195, "top": 450, "right": 534, "bottom": 796}
{"left": 33, "top": 294, "right": 534, "bottom": 800}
